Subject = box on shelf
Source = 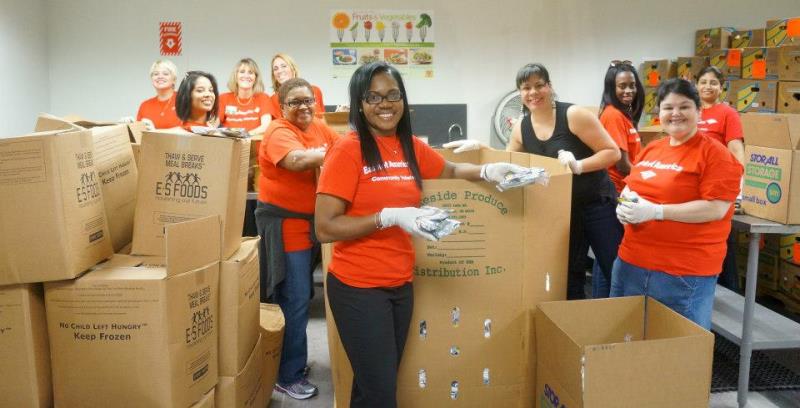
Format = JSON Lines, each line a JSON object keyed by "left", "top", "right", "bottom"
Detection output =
{"left": 736, "top": 245, "right": 781, "bottom": 291}
{"left": 676, "top": 56, "right": 709, "bottom": 81}
{"left": 695, "top": 27, "right": 735, "bottom": 56}
{"left": 641, "top": 59, "right": 676, "bottom": 88}
{"left": 779, "top": 260, "right": 800, "bottom": 300}
{"left": 777, "top": 45, "right": 800, "bottom": 81}
{"left": 741, "top": 47, "right": 779, "bottom": 80}
{"left": 219, "top": 237, "right": 261, "bottom": 376}
{"left": 732, "top": 29, "right": 766, "bottom": 48}
{"left": 644, "top": 87, "right": 658, "bottom": 114}
{"left": 725, "top": 79, "right": 778, "bottom": 113}
{"left": 709, "top": 49, "right": 742, "bottom": 80}
{"left": 777, "top": 81, "right": 800, "bottom": 114}
{"left": 766, "top": 17, "right": 800, "bottom": 47}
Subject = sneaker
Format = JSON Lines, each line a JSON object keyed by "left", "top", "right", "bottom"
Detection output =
{"left": 275, "top": 379, "right": 318, "bottom": 400}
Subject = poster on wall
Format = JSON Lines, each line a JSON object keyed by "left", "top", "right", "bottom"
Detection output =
{"left": 330, "top": 10, "right": 434, "bottom": 79}
{"left": 160, "top": 22, "right": 182, "bottom": 56}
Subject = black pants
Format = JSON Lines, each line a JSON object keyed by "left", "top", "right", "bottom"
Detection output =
{"left": 326, "top": 273, "right": 413, "bottom": 408}
{"left": 718, "top": 226, "right": 739, "bottom": 291}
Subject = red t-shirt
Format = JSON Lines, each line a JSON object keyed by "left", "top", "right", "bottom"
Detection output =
{"left": 270, "top": 85, "right": 325, "bottom": 119}
{"left": 619, "top": 132, "right": 743, "bottom": 276}
{"left": 698, "top": 103, "right": 744, "bottom": 147}
{"left": 317, "top": 133, "right": 446, "bottom": 288}
{"left": 136, "top": 95, "right": 181, "bottom": 129}
{"left": 218, "top": 92, "right": 275, "bottom": 131}
{"left": 259, "top": 118, "right": 340, "bottom": 251}
{"left": 600, "top": 105, "right": 641, "bottom": 193}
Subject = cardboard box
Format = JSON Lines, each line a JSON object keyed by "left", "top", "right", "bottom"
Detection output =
{"left": 726, "top": 79, "right": 778, "bottom": 113}
{"left": 219, "top": 237, "right": 261, "bottom": 376}
{"left": 191, "top": 388, "right": 216, "bottom": 408}
{"left": 639, "top": 113, "right": 659, "bottom": 128}
{"left": 779, "top": 260, "right": 800, "bottom": 300}
{"left": 216, "top": 334, "right": 267, "bottom": 408}
{"left": 259, "top": 303, "right": 285, "bottom": 406}
{"left": 45, "top": 216, "right": 221, "bottom": 408}
{"left": 695, "top": 27, "right": 735, "bottom": 56}
{"left": 131, "top": 142, "right": 141, "bottom": 168}
{"left": 0, "top": 284, "right": 52, "bottom": 408}
{"left": 132, "top": 130, "right": 249, "bottom": 258}
{"left": 676, "top": 56, "right": 709, "bottom": 81}
{"left": 741, "top": 113, "right": 800, "bottom": 224}
{"left": 735, "top": 246, "right": 781, "bottom": 291}
{"left": 326, "top": 149, "right": 572, "bottom": 407}
{"left": 59, "top": 115, "right": 147, "bottom": 144}
{"left": 643, "top": 87, "right": 658, "bottom": 114}
{"left": 741, "top": 47, "right": 779, "bottom": 80}
{"left": 641, "top": 59, "right": 676, "bottom": 88}
{"left": 709, "top": 49, "right": 743, "bottom": 80}
{"left": 638, "top": 125, "right": 665, "bottom": 147}
{"left": 766, "top": 17, "right": 800, "bottom": 47}
{"left": 0, "top": 129, "right": 113, "bottom": 285}
{"left": 35, "top": 114, "right": 139, "bottom": 252}
{"left": 535, "top": 296, "right": 713, "bottom": 408}
{"left": 777, "top": 81, "right": 800, "bottom": 114}
{"left": 777, "top": 45, "right": 800, "bottom": 81}
{"left": 323, "top": 111, "right": 350, "bottom": 136}
{"left": 732, "top": 29, "right": 766, "bottom": 48}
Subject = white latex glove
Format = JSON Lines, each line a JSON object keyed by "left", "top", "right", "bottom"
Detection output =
{"left": 442, "top": 139, "right": 484, "bottom": 153}
{"left": 616, "top": 191, "right": 664, "bottom": 224}
{"left": 118, "top": 116, "right": 135, "bottom": 123}
{"left": 379, "top": 207, "right": 441, "bottom": 241}
{"left": 141, "top": 118, "right": 155, "bottom": 131}
{"left": 557, "top": 150, "right": 583, "bottom": 175}
{"left": 480, "top": 162, "right": 529, "bottom": 184}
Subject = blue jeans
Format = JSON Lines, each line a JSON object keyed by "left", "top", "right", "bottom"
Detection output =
{"left": 276, "top": 249, "right": 313, "bottom": 384}
{"left": 592, "top": 260, "right": 610, "bottom": 298}
{"left": 610, "top": 257, "right": 718, "bottom": 329}
{"left": 567, "top": 196, "right": 623, "bottom": 299}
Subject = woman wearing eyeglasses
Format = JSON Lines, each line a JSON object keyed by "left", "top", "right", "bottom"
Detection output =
{"left": 255, "top": 77, "right": 340, "bottom": 400}
{"left": 217, "top": 58, "right": 276, "bottom": 135}
{"left": 269, "top": 53, "right": 326, "bottom": 118}
{"left": 315, "top": 61, "right": 532, "bottom": 407}
{"left": 136, "top": 59, "right": 181, "bottom": 129}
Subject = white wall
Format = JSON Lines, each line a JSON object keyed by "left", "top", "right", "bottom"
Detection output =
{"left": 41, "top": 0, "right": 800, "bottom": 143}
{"left": 0, "top": 0, "right": 49, "bottom": 137}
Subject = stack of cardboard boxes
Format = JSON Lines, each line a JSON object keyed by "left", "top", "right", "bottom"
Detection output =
{"left": 1, "top": 117, "right": 285, "bottom": 407}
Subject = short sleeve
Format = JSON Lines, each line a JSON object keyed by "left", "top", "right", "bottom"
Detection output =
{"left": 217, "top": 97, "right": 228, "bottom": 125}
{"left": 699, "top": 141, "right": 743, "bottom": 201}
{"left": 600, "top": 110, "right": 632, "bottom": 153}
{"left": 724, "top": 107, "right": 744, "bottom": 144}
{"left": 266, "top": 128, "right": 306, "bottom": 165}
{"left": 136, "top": 101, "right": 145, "bottom": 121}
{"left": 257, "top": 93, "right": 277, "bottom": 118}
{"left": 413, "top": 137, "right": 446, "bottom": 179}
{"left": 317, "top": 140, "right": 361, "bottom": 203}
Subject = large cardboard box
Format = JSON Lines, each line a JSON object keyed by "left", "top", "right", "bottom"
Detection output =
{"left": 778, "top": 81, "right": 800, "bottom": 114}
{"left": 676, "top": 56, "right": 709, "bottom": 81}
{"left": 219, "top": 237, "right": 261, "bottom": 376}
{"left": 766, "top": 17, "right": 800, "bottom": 47}
{"left": 777, "top": 45, "right": 800, "bottom": 81}
{"left": 741, "top": 47, "right": 779, "bottom": 80}
{"left": 709, "top": 49, "right": 742, "bottom": 79}
{"left": 325, "top": 149, "right": 571, "bottom": 407}
{"left": 132, "top": 130, "right": 249, "bottom": 258}
{"left": 259, "top": 303, "right": 285, "bottom": 406}
{"left": 535, "top": 297, "right": 714, "bottom": 408}
{"left": 216, "top": 334, "right": 267, "bottom": 408}
{"left": 732, "top": 29, "right": 766, "bottom": 48}
{"left": 0, "top": 284, "right": 52, "bottom": 408}
{"left": 191, "top": 388, "right": 216, "bottom": 408}
{"left": 726, "top": 79, "right": 778, "bottom": 113}
{"left": 740, "top": 113, "right": 800, "bottom": 224}
{"left": 35, "top": 114, "right": 139, "bottom": 252}
{"left": 735, "top": 245, "right": 781, "bottom": 291}
{"left": 695, "top": 27, "right": 735, "bottom": 56}
{"left": 779, "top": 260, "right": 800, "bottom": 300}
{"left": 45, "top": 216, "right": 221, "bottom": 408}
{"left": 0, "top": 129, "right": 113, "bottom": 285}
{"left": 641, "top": 59, "right": 676, "bottom": 88}
{"left": 643, "top": 87, "right": 658, "bottom": 114}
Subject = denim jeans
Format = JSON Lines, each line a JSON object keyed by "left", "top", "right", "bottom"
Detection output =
{"left": 567, "top": 196, "right": 624, "bottom": 299}
{"left": 275, "top": 249, "right": 313, "bottom": 384}
{"left": 610, "top": 257, "right": 718, "bottom": 329}
{"left": 592, "top": 260, "right": 610, "bottom": 298}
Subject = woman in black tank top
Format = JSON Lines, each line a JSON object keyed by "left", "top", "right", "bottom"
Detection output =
{"left": 507, "top": 63, "right": 623, "bottom": 300}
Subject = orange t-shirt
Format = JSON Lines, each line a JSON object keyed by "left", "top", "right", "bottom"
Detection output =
{"left": 270, "top": 85, "right": 325, "bottom": 119}
{"left": 698, "top": 102, "right": 744, "bottom": 147}
{"left": 600, "top": 105, "right": 641, "bottom": 193}
{"left": 218, "top": 92, "right": 275, "bottom": 131}
{"left": 259, "top": 118, "right": 340, "bottom": 251}
{"left": 136, "top": 95, "right": 181, "bottom": 129}
{"left": 618, "top": 132, "right": 743, "bottom": 276}
{"left": 317, "top": 133, "right": 446, "bottom": 288}
{"left": 181, "top": 119, "right": 210, "bottom": 131}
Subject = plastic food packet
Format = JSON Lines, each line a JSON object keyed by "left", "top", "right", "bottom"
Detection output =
{"left": 190, "top": 126, "right": 250, "bottom": 138}
{"left": 415, "top": 206, "right": 462, "bottom": 240}
{"left": 497, "top": 167, "right": 549, "bottom": 192}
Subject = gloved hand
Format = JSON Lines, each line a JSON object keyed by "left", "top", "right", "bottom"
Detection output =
{"left": 557, "top": 150, "right": 583, "bottom": 175}
{"left": 118, "top": 116, "right": 135, "bottom": 123}
{"left": 480, "top": 162, "right": 530, "bottom": 184}
{"left": 616, "top": 191, "right": 664, "bottom": 224}
{"left": 141, "top": 118, "right": 155, "bottom": 131}
{"left": 443, "top": 139, "right": 484, "bottom": 153}
{"left": 379, "top": 207, "right": 445, "bottom": 241}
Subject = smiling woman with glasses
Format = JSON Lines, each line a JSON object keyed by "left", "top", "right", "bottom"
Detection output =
{"left": 254, "top": 77, "right": 340, "bottom": 401}
{"left": 314, "top": 61, "right": 532, "bottom": 407}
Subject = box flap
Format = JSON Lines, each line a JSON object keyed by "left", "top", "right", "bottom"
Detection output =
{"left": 535, "top": 305, "right": 585, "bottom": 404}
{"left": 164, "top": 216, "right": 221, "bottom": 276}
{"left": 645, "top": 297, "right": 712, "bottom": 340}
{"left": 225, "top": 237, "right": 260, "bottom": 264}
{"left": 741, "top": 113, "right": 800, "bottom": 149}
{"left": 33, "top": 113, "right": 83, "bottom": 132}
{"left": 259, "top": 303, "right": 286, "bottom": 332}
{"left": 537, "top": 297, "right": 645, "bottom": 347}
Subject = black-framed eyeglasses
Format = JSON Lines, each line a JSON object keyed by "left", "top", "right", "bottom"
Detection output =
{"left": 285, "top": 98, "right": 316, "bottom": 109}
{"left": 363, "top": 90, "right": 403, "bottom": 105}
{"left": 610, "top": 60, "right": 633, "bottom": 67}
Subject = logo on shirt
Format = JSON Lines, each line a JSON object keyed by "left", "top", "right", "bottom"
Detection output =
{"left": 363, "top": 160, "right": 408, "bottom": 175}
{"left": 635, "top": 160, "right": 684, "bottom": 173}
{"left": 225, "top": 106, "right": 237, "bottom": 115}
{"left": 640, "top": 170, "right": 656, "bottom": 180}
{"left": 698, "top": 118, "right": 718, "bottom": 125}
{"left": 628, "top": 128, "right": 638, "bottom": 134}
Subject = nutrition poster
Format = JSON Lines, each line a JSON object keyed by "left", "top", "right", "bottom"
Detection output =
{"left": 330, "top": 10, "right": 435, "bottom": 79}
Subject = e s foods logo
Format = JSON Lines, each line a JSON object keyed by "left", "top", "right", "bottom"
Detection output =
{"left": 155, "top": 171, "right": 208, "bottom": 199}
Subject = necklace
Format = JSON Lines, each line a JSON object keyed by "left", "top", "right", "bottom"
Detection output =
{"left": 159, "top": 93, "right": 174, "bottom": 117}
{"left": 375, "top": 135, "right": 399, "bottom": 155}
{"left": 236, "top": 94, "right": 253, "bottom": 106}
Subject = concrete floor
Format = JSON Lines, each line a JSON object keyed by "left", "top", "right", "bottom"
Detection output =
{"left": 267, "top": 283, "right": 800, "bottom": 408}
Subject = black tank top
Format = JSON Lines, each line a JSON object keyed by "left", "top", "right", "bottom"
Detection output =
{"left": 521, "top": 101, "right": 612, "bottom": 206}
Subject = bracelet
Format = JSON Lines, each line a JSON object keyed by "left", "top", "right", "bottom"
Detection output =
{"left": 374, "top": 212, "right": 383, "bottom": 230}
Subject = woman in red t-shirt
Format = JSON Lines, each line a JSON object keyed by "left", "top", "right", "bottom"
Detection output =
{"left": 315, "top": 62, "right": 530, "bottom": 407}
{"left": 175, "top": 71, "right": 219, "bottom": 130}
{"left": 612, "top": 79, "right": 743, "bottom": 329}
{"left": 696, "top": 66, "right": 746, "bottom": 292}
{"left": 218, "top": 58, "right": 275, "bottom": 135}
{"left": 136, "top": 59, "right": 182, "bottom": 129}
{"left": 269, "top": 53, "right": 326, "bottom": 118}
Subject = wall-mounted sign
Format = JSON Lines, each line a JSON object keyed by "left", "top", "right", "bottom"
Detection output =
{"left": 160, "top": 22, "right": 182, "bottom": 56}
